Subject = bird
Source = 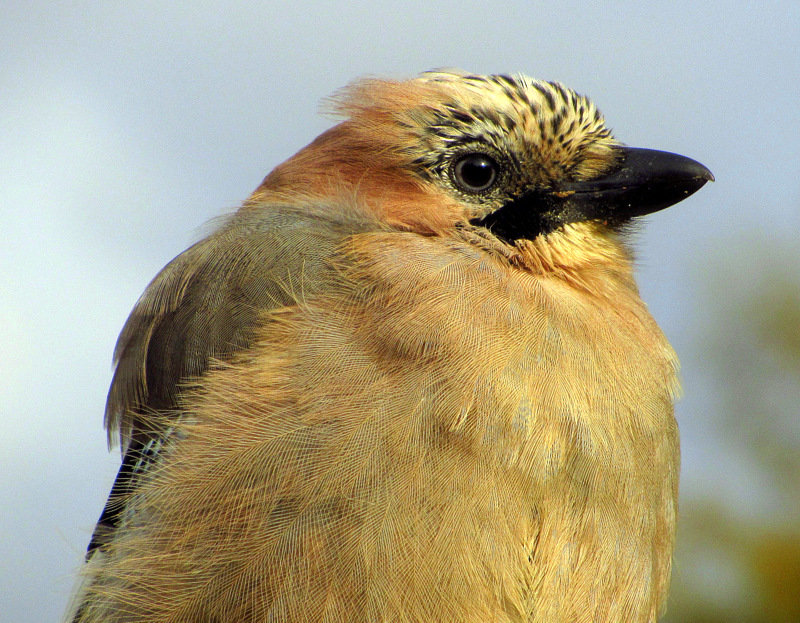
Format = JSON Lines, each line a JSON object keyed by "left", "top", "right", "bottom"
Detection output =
{"left": 67, "top": 70, "right": 713, "bottom": 622}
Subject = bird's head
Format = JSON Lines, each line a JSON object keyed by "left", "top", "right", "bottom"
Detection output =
{"left": 251, "top": 70, "right": 712, "bottom": 268}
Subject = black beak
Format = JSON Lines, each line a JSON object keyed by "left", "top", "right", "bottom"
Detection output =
{"left": 474, "top": 147, "right": 714, "bottom": 242}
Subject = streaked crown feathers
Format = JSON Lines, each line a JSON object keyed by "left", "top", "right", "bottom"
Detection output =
{"left": 331, "top": 70, "right": 619, "bottom": 197}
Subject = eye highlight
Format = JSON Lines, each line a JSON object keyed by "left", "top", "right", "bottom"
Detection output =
{"left": 452, "top": 153, "right": 499, "bottom": 193}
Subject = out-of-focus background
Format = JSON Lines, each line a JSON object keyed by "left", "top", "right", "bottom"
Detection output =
{"left": 2, "top": 2, "right": 798, "bottom": 621}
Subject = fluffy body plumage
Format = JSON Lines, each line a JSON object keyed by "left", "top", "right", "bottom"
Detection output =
{"left": 68, "top": 71, "right": 711, "bottom": 622}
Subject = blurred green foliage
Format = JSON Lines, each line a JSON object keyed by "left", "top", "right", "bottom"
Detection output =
{"left": 665, "top": 243, "right": 800, "bottom": 622}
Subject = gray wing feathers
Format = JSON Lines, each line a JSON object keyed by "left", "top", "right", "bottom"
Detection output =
{"left": 104, "top": 203, "right": 375, "bottom": 450}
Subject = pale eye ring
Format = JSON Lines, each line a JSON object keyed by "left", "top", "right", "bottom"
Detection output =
{"left": 452, "top": 153, "right": 499, "bottom": 193}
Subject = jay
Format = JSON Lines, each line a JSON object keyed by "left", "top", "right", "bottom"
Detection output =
{"left": 68, "top": 70, "right": 712, "bottom": 622}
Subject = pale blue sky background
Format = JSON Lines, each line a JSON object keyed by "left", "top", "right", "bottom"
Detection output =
{"left": 2, "top": 2, "right": 798, "bottom": 621}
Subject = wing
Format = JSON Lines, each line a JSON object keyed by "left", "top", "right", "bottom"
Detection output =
{"left": 86, "top": 202, "right": 376, "bottom": 558}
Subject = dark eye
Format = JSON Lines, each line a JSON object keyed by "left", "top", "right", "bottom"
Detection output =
{"left": 452, "top": 153, "right": 499, "bottom": 193}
